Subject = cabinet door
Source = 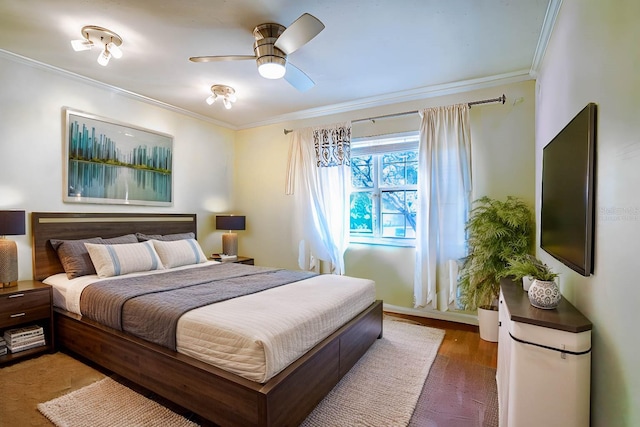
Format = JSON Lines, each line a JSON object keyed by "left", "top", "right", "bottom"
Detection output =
{"left": 497, "top": 291, "right": 512, "bottom": 426}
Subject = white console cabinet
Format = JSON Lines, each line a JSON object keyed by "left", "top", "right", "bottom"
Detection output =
{"left": 497, "top": 279, "right": 592, "bottom": 427}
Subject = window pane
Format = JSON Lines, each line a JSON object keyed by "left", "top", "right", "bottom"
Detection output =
{"left": 382, "top": 190, "right": 405, "bottom": 212}
{"left": 381, "top": 190, "right": 418, "bottom": 238}
{"left": 381, "top": 213, "right": 407, "bottom": 237}
{"left": 406, "top": 160, "right": 418, "bottom": 185}
{"left": 351, "top": 155, "right": 374, "bottom": 188}
{"left": 350, "top": 192, "right": 373, "bottom": 234}
{"left": 406, "top": 190, "right": 418, "bottom": 214}
{"left": 381, "top": 150, "right": 418, "bottom": 187}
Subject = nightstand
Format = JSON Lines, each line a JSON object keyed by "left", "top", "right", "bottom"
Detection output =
{"left": 210, "top": 255, "right": 254, "bottom": 265}
{"left": 0, "top": 281, "right": 54, "bottom": 365}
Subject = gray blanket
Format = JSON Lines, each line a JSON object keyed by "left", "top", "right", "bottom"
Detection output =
{"left": 79, "top": 263, "right": 317, "bottom": 350}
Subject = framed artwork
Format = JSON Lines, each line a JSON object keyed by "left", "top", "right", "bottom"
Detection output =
{"left": 63, "top": 108, "right": 173, "bottom": 206}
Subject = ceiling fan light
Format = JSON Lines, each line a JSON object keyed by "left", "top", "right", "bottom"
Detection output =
{"left": 107, "top": 42, "right": 123, "bottom": 59}
{"left": 258, "top": 62, "right": 286, "bottom": 79}
{"left": 97, "top": 48, "right": 111, "bottom": 66}
{"left": 71, "top": 39, "right": 93, "bottom": 51}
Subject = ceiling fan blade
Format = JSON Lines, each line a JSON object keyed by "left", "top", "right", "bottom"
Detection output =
{"left": 284, "top": 62, "right": 315, "bottom": 92}
{"left": 274, "top": 13, "right": 325, "bottom": 55}
{"left": 189, "top": 55, "right": 255, "bottom": 63}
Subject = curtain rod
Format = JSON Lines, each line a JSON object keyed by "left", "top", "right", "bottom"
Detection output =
{"left": 283, "top": 94, "right": 506, "bottom": 135}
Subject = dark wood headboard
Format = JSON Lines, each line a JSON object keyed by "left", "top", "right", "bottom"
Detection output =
{"left": 31, "top": 212, "right": 197, "bottom": 281}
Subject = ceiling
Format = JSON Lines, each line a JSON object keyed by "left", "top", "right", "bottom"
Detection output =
{"left": 0, "top": 0, "right": 555, "bottom": 130}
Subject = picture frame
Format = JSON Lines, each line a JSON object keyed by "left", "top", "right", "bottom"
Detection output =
{"left": 63, "top": 108, "right": 173, "bottom": 206}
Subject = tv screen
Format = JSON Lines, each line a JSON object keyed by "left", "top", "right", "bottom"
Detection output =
{"left": 541, "top": 103, "right": 596, "bottom": 276}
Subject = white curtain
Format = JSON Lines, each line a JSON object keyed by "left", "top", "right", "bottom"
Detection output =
{"left": 414, "top": 104, "right": 472, "bottom": 309}
{"left": 285, "top": 122, "right": 351, "bottom": 274}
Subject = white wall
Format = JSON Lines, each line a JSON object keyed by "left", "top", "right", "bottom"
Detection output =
{"left": 0, "top": 54, "right": 237, "bottom": 280}
{"left": 536, "top": 0, "right": 640, "bottom": 424}
{"left": 235, "top": 80, "right": 536, "bottom": 316}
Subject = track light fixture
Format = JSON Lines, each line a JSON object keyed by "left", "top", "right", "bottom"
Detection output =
{"left": 206, "top": 85, "right": 237, "bottom": 109}
{"left": 71, "top": 25, "right": 123, "bottom": 66}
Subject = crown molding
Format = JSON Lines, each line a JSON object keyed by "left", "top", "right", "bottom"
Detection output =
{"left": 530, "top": 0, "right": 563, "bottom": 78}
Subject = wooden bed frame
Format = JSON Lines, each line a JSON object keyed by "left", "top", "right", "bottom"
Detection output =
{"left": 31, "top": 212, "right": 383, "bottom": 427}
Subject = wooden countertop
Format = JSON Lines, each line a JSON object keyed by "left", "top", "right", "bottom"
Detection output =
{"left": 500, "top": 278, "right": 592, "bottom": 333}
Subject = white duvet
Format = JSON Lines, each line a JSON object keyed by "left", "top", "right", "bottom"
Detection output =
{"left": 44, "top": 262, "right": 376, "bottom": 382}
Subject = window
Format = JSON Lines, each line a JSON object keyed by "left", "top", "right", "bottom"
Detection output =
{"left": 350, "top": 132, "right": 419, "bottom": 245}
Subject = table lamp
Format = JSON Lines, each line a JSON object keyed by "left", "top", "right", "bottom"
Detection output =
{"left": 0, "top": 210, "right": 26, "bottom": 287}
{"left": 215, "top": 215, "right": 246, "bottom": 256}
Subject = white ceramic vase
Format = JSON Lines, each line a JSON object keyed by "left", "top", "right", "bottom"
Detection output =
{"left": 527, "top": 279, "right": 561, "bottom": 309}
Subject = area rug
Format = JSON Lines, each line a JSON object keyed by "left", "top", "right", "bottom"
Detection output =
{"left": 300, "top": 319, "right": 444, "bottom": 426}
{"left": 38, "top": 319, "right": 444, "bottom": 427}
{"left": 37, "top": 377, "right": 199, "bottom": 427}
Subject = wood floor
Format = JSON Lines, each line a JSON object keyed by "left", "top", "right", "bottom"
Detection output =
{"left": 387, "top": 313, "right": 499, "bottom": 427}
{"left": 390, "top": 313, "right": 498, "bottom": 368}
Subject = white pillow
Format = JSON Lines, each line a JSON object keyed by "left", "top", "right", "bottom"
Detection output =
{"left": 85, "top": 241, "right": 164, "bottom": 278}
{"left": 152, "top": 238, "right": 207, "bottom": 269}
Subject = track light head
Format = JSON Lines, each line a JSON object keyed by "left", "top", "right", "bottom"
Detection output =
{"left": 97, "top": 46, "right": 111, "bottom": 66}
{"left": 71, "top": 39, "right": 93, "bottom": 52}
{"left": 107, "top": 41, "right": 123, "bottom": 59}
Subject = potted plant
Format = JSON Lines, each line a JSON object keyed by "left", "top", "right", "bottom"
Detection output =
{"left": 458, "top": 196, "right": 533, "bottom": 341}
{"left": 502, "top": 254, "right": 556, "bottom": 291}
{"left": 504, "top": 255, "right": 561, "bottom": 309}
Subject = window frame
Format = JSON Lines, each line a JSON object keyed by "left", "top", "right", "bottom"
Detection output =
{"left": 349, "top": 132, "right": 420, "bottom": 247}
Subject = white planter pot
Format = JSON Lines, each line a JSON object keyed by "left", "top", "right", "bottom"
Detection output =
{"left": 528, "top": 279, "right": 561, "bottom": 309}
{"left": 478, "top": 306, "right": 499, "bottom": 342}
{"left": 522, "top": 275, "right": 534, "bottom": 292}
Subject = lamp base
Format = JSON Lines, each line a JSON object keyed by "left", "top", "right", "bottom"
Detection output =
{"left": 0, "top": 239, "right": 18, "bottom": 286}
{"left": 222, "top": 233, "right": 238, "bottom": 256}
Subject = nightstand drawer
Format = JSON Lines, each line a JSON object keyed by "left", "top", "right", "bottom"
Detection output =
{"left": 0, "top": 290, "right": 51, "bottom": 328}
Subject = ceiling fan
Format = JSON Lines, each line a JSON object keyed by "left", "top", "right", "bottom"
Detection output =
{"left": 189, "top": 13, "right": 325, "bottom": 92}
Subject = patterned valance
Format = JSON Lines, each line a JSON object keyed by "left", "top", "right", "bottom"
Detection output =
{"left": 313, "top": 124, "right": 351, "bottom": 167}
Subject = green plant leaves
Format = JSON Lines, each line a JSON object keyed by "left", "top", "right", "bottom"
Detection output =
{"left": 458, "top": 196, "right": 533, "bottom": 311}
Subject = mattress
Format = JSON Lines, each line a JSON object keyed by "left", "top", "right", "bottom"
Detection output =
{"left": 44, "top": 262, "right": 376, "bottom": 382}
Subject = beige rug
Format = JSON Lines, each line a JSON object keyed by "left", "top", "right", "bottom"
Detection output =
{"left": 301, "top": 319, "right": 444, "bottom": 426}
{"left": 37, "top": 319, "right": 444, "bottom": 427}
{"left": 38, "top": 376, "right": 199, "bottom": 427}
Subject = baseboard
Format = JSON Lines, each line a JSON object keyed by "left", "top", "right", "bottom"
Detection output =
{"left": 383, "top": 303, "right": 479, "bottom": 326}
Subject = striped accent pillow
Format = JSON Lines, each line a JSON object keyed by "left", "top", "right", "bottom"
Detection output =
{"left": 85, "top": 241, "right": 164, "bottom": 278}
{"left": 152, "top": 238, "right": 207, "bottom": 269}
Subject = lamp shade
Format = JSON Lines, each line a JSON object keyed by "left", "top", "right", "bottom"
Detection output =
{"left": 216, "top": 215, "right": 246, "bottom": 231}
{"left": 0, "top": 210, "right": 25, "bottom": 236}
{"left": 0, "top": 210, "right": 24, "bottom": 287}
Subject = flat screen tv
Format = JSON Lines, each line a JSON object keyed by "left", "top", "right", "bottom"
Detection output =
{"left": 541, "top": 103, "right": 596, "bottom": 276}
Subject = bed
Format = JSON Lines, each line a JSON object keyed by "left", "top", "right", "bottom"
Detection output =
{"left": 31, "top": 212, "right": 383, "bottom": 427}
